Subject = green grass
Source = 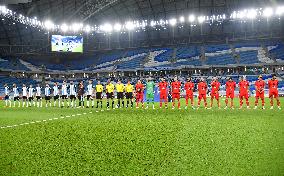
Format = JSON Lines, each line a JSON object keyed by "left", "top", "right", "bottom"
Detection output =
{"left": 1, "top": 98, "right": 284, "bottom": 175}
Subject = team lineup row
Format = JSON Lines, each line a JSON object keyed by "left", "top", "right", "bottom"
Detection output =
{"left": 2, "top": 74, "right": 282, "bottom": 110}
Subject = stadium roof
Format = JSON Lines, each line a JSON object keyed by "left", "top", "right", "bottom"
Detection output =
{"left": 0, "top": 0, "right": 283, "bottom": 51}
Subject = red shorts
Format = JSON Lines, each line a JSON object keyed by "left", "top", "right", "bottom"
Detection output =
{"left": 226, "top": 92, "right": 234, "bottom": 99}
{"left": 185, "top": 94, "right": 193, "bottom": 99}
{"left": 160, "top": 93, "right": 167, "bottom": 100}
{"left": 269, "top": 91, "right": 279, "bottom": 98}
{"left": 239, "top": 92, "right": 249, "bottom": 99}
{"left": 211, "top": 92, "right": 219, "bottom": 99}
{"left": 136, "top": 93, "right": 144, "bottom": 101}
{"left": 255, "top": 92, "right": 264, "bottom": 99}
{"left": 198, "top": 94, "right": 206, "bottom": 99}
{"left": 172, "top": 93, "right": 180, "bottom": 99}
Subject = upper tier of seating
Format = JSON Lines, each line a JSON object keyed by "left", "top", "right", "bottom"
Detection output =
{"left": 0, "top": 40, "right": 283, "bottom": 72}
{"left": 0, "top": 58, "right": 30, "bottom": 71}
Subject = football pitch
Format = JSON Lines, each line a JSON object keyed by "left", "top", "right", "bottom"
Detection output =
{"left": 1, "top": 98, "right": 284, "bottom": 175}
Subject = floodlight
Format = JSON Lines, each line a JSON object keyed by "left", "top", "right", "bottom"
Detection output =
{"left": 101, "top": 23, "right": 113, "bottom": 32}
{"left": 169, "top": 18, "right": 177, "bottom": 26}
{"left": 84, "top": 25, "right": 91, "bottom": 33}
{"left": 150, "top": 20, "right": 156, "bottom": 27}
{"left": 44, "top": 20, "right": 54, "bottom": 30}
{"left": 61, "top": 23, "right": 68, "bottom": 32}
{"left": 198, "top": 16, "right": 205, "bottom": 23}
{"left": 263, "top": 7, "right": 273, "bottom": 17}
{"left": 189, "top": 14, "right": 195, "bottom": 22}
{"left": 114, "top": 23, "right": 122, "bottom": 31}
{"left": 179, "top": 16, "right": 185, "bottom": 23}
{"left": 276, "top": 6, "right": 284, "bottom": 16}
{"left": 125, "top": 21, "right": 135, "bottom": 30}
{"left": 72, "top": 23, "right": 80, "bottom": 31}
{"left": 246, "top": 9, "right": 257, "bottom": 19}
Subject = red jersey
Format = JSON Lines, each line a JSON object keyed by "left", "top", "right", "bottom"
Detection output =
{"left": 135, "top": 83, "right": 144, "bottom": 93}
{"left": 239, "top": 80, "right": 249, "bottom": 92}
{"left": 184, "top": 82, "right": 194, "bottom": 95}
{"left": 226, "top": 81, "right": 236, "bottom": 93}
{"left": 255, "top": 80, "right": 265, "bottom": 92}
{"left": 268, "top": 79, "right": 278, "bottom": 92}
{"left": 159, "top": 82, "right": 168, "bottom": 94}
{"left": 211, "top": 81, "right": 220, "bottom": 94}
{"left": 171, "top": 81, "right": 181, "bottom": 94}
{"left": 198, "top": 81, "right": 207, "bottom": 94}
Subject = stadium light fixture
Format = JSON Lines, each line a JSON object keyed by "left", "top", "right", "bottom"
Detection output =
{"left": 101, "top": 23, "right": 112, "bottom": 32}
{"left": 179, "top": 16, "right": 185, "bottom": 23}
{"left": 150, "top": 20, "right": 156, "bottom": 27}
{"left": 189, "top": 14, "right": 195, "bottom": 22}
{"left": 263, "top": 7, "right": 273, "bottom": 17}
{"left": 276, "top": 6, "right": 284, "bottom": 16}
{"left": 246, "top": 9, "right": 257, "bottom": 19}
{"left": 113, "top": 23, "right": 122, "bottom": 31}
{"left": 61, "top": 23, "right": 68, "bottom": 32}
{"left": 198, "top": 16, "right": 205, "bottom": 23}
{"left": 72, "top": 23, "right": 80, "bottom": 31}
{"left": 169, "top": 18, "right": 177, "bottom": 26}
{"left": 44, "top": 20, "right": 54, "bottom": 30}
{"left": 125, "top": 21, "right": 135, "bottom": 30}
{"left": 84, "top": 25, "right": 91, "bottom": 33}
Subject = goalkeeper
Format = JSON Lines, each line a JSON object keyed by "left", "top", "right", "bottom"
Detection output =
{"left": 146, "top": 78, "right": 155, "bottom": 109}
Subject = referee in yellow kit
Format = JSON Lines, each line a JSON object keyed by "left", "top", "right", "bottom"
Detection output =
{"left": 116, "top": 80, "right": 125, "bottom": 108}
{"left": 95, "top": 80, "right": 103, "bottom": 109}
{"left": 106, "top": 80, "right": 115, "bottom": 109}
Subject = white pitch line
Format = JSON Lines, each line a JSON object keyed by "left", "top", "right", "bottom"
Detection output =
{"left": 1, "top": 111, "right": 94, "bottom": 129}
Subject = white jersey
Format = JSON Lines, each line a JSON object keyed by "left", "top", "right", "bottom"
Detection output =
{"left": 87, "top": 84, "right": 93, "bottom": 95}
{"left": 45, "top": 87, "right": 51, "bottom": 96}
{"left": 69, "top": 84, "right": 76, "bottom": 95}
{"left": 61, "top": 84, "right": 68, "bottom": 96}
{"left": 13, "top": 87, "right": 19, "bottom": 97}
{"left": 28, "top": 88, "right": 34, "bottom": 97}
{"left": 36, "top": 87, "right": 41, "bottom": 96}
{"left": 22, "top": 87, "right": 28, "bottom": 97}
{"left": 4, "top": 86, "right": 9, "bottom": 96}
{"left": 53, "top": 86, "right": 59, "bottom": 96}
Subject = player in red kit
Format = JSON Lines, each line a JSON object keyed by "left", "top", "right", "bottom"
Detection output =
{"left": 171, "top": 77, "right": 181, "bottom": 109}
{"left": 197, "top": 78, "right": 207, "bottom": 109}
{"left": 254, "top": 75, "right": 265, "bottom": 109}
{"left": 158, "top": 78, "right": 168, "bottom": 108}
{"left": 209, "top": 77, "right": 221, "bottom": 109}
{"left": 238, "top": 76, "right": 250, "bottom": 109}
{"left": 135, "top": 80, "right": 144, "bottom": 108}
{"left": 184, "top": 77, "right": 195, "bottom": 109}
{"left": 268, "top": 74, "right": 281, "bottom": 110}
{"left": 224, "top": 77, "right": 236, "bottom": 109}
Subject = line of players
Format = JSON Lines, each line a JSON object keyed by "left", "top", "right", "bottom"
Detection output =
{"left": 3, "top": 74, "right": 281, "bottom": 110}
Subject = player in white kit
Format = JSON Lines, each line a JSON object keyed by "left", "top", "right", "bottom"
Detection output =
{"left": 13, "top": 84, "right": 20, "bottom": 107}
{"left": 44, "top": 84, "right": 51, "bottom": 107}
{"left": 28, "top": 85, "right": 35, "bottom": 107}
{"left": 86, "top": 80, "right": 94, "bottom": 108}
{"left": 53, "top": 82, "right": 60, "bottom": 107}
{"left": 69, "top": 81, "right": 77, "bottom": 108}
{"left": 60, "top": 81, "right": 69, "bottom": 108}
{"left": 4, "top": 84, "right": 11, "bottom": 107}
{"left": 35, "top": 84, "right": 42, "bottom": 107}
{"left": 22, "top": 84, "right": 28, "bottom": 107}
